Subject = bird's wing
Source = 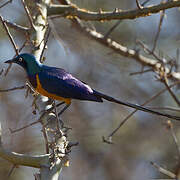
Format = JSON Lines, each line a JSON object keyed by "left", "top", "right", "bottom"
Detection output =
{"left": 38, "top": 66, "right": 102, "bottom": 102}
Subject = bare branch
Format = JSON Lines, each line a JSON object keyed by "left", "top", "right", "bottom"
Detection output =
{"left": 56, "top": 0, "right": 180, "bottom": 83}
{"left": 0, "top": 0, "right": 12, "bottom": 9}
{"left": 21, "top": 0, "right": 35, "bottom": 29}
{"left": 0, "top": 121, "right": 49, "bottom": 168}
{"left": 152, "top": 9, "right": 165, "bottom": 52}
{"left": 7, "top": 164, "right": 16, "bottom": 178}
{"left": 48, "top": 1, "right": 180, "bottom": 21}
{"left": 146, "top": 106, "right": 180, "bottom": 112}
{"left": 4, "top": 19, "right": 30, "bottom": 33}
{"left": 9, "top": 119, "right": 40, "bottom": 133}
{"left": 104, "top": 81, "right": 180, "bottom": 142}
{"left": 136, "top": 0, "right": 143, "bottom": 9}
{"left": 129, "top": 68, "right": 153, "bottom": 76}
{"left": 163, "top": 77, "right": 180, "bottom": 107}
{"left": 166, "top": 120, "right": 180, "bottom": 156}
{"left": 150, "top": 161, "right": 176, "bottom": 178}
{"left": 137, "top": 40, "right": 164, "bottom": 63}
{"left": 0, "top": 146, "right": 49, "bottom": 168}
{"left": 104, "top": 20, "right": 121, "bottom": 39}
{"left": 4, "top": 39, "right": 28, "bottom": 76}
{"left": 39, "top": 26, "right": 51, "bottom": 62}
{"left": 0, "top": 85, "right": 25, "bottom": 92}
{"left": 0, "top": 15, "right": 19, "bottom": 55}
{"left": 41, "top": 126, "right": 49, "bottom": 154}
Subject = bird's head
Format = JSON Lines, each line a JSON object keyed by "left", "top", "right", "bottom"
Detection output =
{"left": 5, "top": 53, "right": 42, "bottom": 75}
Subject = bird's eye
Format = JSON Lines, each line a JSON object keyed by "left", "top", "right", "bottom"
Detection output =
{"left": 19, "top": 57, "right": 23, "bottom": 62}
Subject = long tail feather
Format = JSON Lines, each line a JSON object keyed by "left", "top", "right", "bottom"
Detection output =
{"left": 94, "top": 91, "right": 180, "bottom": 121}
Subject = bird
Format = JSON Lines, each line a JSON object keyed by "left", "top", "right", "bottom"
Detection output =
{"left": 4, "top": 53, "right": 180, "bottom": 120}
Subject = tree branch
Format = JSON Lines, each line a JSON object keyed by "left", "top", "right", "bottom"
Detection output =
{"left": 78, "top": 26, "right": 180, "bottom": 81}
{"left": 48, "top": 1, "right": 180, "bottom": 21}
{"left": 0, "top": 121, "right": 49, "bottom": 168}
{"left": 0, "top": 15, "right": 19, "bottom": 55}
{"left": 50, "top": 0, "right": 180, "bottom": 82}
{"left": 4, "top": 19, "right": 30, "bottom": 33}
{"left": 0, "top": 85, "right": 25, "bottom": 92}
{"left": 0, "top": 146, "right": 49, "bottom": 168}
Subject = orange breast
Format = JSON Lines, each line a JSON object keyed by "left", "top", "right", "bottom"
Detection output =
{"left": 35, "top": 74, "right": 71, "bottom": 105}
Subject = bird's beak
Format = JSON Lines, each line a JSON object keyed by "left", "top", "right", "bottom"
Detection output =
{"left": 4, "top": 59, "right": 15, "bottom": 64}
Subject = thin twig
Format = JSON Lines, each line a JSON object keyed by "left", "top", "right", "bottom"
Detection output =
{"left": 163, "top": 77, "right": 180, "bottom": 107}
{"left": 0, "top": 69, "right": 4, "bottom": 76}
{"left": 39, "top": 26, "right": 51, "bottom": 62}
{"left": 0, "top": 15, "right": 19, "bottom": 55}
{"left": 129, "top": 68, "right": 153, "bottom": 76}
{"left": 150, "top": 161, "right": 176, "bottom": 178}
{"left": 176, "top": 48, "right": 180, "bottom": 71}
{"left": 1, "top": 17, "right": 28, "bottom": 76}
{"left": 142, "top": 0, "right": 152, "bottom": 6}
{"left": 166, "top": 120, "right": 180, "bottom": 156}
{"left": 152, "top": 9, "right": 165, "bottom": 52}
{"left": 53, "top": 101, "right": 61, "bottom": 131}
{"left": 136, "top": 0, "right": 143, "bottom": 9}
{"left": 21, "top": 0, "right": 35, "bottom": 29}
{"left": 137, "top": 40, "right": 164, "bottom": 63}
{"left": 103, "top": 81, "right": 180, "bottom": 143}
{"left": 4, "top": 19, "right": 30, "bottom": 33}
{"left": 0, "top": 0, "right": 12, "bottom": 9}
{"left": 146, "top": 106, "right": 180, "bottom": 112}
{"left": 4, "top": 64, "right": 12, "bottom": 76}
{"left": 4, "top": 40, "right": 28, "bottom": 76}
{"left": 104, "top": 20, "right": 122, "bottom": 39}
{"left": 7, "top": 164, "right": 16, "bottom": 178}
{"left": 9, "top": 119, "right": 40, "bottom": 133}
{"left": 0, "top": 85, "right": 25, "bottom": 92}
{"left": 41, "top": 126, "right": 49, "bottom": 154}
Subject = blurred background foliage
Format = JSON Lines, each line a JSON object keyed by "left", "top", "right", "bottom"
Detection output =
{"left": 0, "top": 0, "right": 180, "bottom": 179}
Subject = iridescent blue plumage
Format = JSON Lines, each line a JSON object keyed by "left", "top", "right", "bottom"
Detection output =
{"left": 5, "top": 53, "right": 102, "bottom": 102}
{"left": 38, "top": 65, "right": 103, "bottom": 102}
{"left": 5, "top": 53, "right": 180, "bottom": 120}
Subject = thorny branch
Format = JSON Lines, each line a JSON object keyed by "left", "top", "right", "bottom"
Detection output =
{"left": 1, "top": 0, "right": 180, "bottom": 179}
{"left": 48, "top": 0, "right": 180, "bottom": 21}
{"left": 0, "top": 1, "right": 71, "bottom": 179}
{"left": 53, "top": 0, "right": 180, "bottom": 84}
